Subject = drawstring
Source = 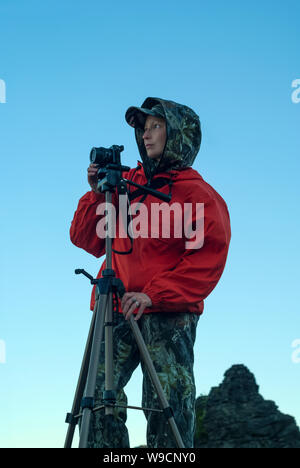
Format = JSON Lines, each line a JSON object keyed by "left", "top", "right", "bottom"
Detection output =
{"left": 131, "top": 164, "right": 142, "bottom": 180}
{"left": 167, "top": 179, "right": 173, "bottom": 197}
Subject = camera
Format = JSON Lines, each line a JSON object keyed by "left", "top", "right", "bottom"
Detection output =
{"left": 90, "top": 145, "right": 124, "bottom": 168}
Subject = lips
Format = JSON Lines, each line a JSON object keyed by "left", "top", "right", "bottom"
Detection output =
{"left": 145, "top": 144, "right": 153, "bottom": 148}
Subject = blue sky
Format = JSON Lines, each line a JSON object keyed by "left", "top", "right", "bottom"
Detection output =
{"left": 0, "top": 0, "right": 299, "bottom": 448}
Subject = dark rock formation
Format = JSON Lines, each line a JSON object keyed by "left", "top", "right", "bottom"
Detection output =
{"left": 194, "top": 364, "right": 300, "bottom": 448}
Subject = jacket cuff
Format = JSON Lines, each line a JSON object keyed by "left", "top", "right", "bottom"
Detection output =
{"left": 142, "top": 287, "right": 162, "bottom": 308}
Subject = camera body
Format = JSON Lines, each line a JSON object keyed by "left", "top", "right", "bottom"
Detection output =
{"left": 90, "top": 145, "right": 125, "bottom": 192}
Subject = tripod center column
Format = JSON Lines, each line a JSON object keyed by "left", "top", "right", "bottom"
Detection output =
{"left": 104, "top": 190, "right": 115, "bottom": 415}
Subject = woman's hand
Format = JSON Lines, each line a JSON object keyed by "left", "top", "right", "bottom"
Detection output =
{"left": 87, "top": 163, "right": 100, "bottom": 192}
{"left": 121, "top": 292, "right": 152, "bottom": 321}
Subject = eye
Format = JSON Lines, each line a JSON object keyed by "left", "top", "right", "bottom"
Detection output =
{"left": 144, "top": 123, "right": 161, "bottom": 132}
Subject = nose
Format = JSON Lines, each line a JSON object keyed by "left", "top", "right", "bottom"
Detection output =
{"left": 143, "top": 128, "right": 151, "bottom": 139}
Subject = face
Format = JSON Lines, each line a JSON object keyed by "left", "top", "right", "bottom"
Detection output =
{"left": 142, "top": 115, "right": 167, "bottom": 160}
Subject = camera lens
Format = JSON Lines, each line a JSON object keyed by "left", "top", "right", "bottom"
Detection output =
{"left": 89, "top": 145, "right": 123, "bottom": 167}
{"left": 90, "top": 147, "right": 110, "bottom": 166}
{"left": 90, "top": 147, "right": 98, "bottom": 164}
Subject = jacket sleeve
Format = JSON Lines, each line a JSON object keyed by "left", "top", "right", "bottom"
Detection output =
{"left": 142, "top": 195, "right": 231, "bottom": 312}
{"left": 69, "top": 167, "right": 135, "bottom": 257}
{"left": 70, "top": 190, "right": 117, "bottom": 258}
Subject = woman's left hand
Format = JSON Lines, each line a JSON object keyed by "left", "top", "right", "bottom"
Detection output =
{"left": 121, "top": 292, "right": 152, "bottom": 321}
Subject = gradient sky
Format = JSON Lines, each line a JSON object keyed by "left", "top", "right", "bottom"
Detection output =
{"left": 0, "top": 0, "right": 299, "bottom": 448}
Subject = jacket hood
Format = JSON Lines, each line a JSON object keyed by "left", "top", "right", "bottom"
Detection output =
{"left": 130, "top": 97, "right": 202, "bottom": 181}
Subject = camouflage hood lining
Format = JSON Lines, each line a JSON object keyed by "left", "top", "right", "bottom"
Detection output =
{"left": 126, "top": 97, "right": 202, "bottom": 181}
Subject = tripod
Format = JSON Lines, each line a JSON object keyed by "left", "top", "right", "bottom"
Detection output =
{"left": 64, "top": 159, "right": 184, "bottom": 448}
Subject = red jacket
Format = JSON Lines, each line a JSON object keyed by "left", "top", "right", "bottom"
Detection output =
{"left": 70, "top": 162, "right": 231, "bottom": 316}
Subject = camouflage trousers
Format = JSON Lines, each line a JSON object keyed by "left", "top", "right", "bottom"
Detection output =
{"left": 85, "top": 311, "right": 199, "bottom": 448}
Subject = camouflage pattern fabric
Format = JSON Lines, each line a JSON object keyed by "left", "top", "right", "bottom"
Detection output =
{"left": 127, "top": 97, "right": 202, "bottom": 181}
{"left": 85, "top": 311, "right": 199, "bottom": 448}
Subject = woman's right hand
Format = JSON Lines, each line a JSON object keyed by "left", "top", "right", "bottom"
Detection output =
{"left": 87, "top": 163, "right": 100, "bottom": 192}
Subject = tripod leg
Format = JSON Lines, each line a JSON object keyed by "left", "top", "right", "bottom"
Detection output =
{"left": 78, "top": 293, "right": 108, "bottom": 448}
{"left": 64, "top": 297, "right": 98, "bottom": 448}
{"left": 128, "top": 316, "right": 185, "bottom": 448}
{"left": 104, "top": 291, "right": 115, "bottom": 416}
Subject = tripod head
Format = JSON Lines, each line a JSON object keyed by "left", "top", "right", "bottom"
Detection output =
{"left": 75, "top": 268, "right": 126, "bottom": 298}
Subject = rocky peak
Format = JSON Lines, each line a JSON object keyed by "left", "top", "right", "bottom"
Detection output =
{"left": 211, "top": 364, "right": 260, "bottom": 404}
{"left": 194, "top": 364, "right": 300, "bottom": 448}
